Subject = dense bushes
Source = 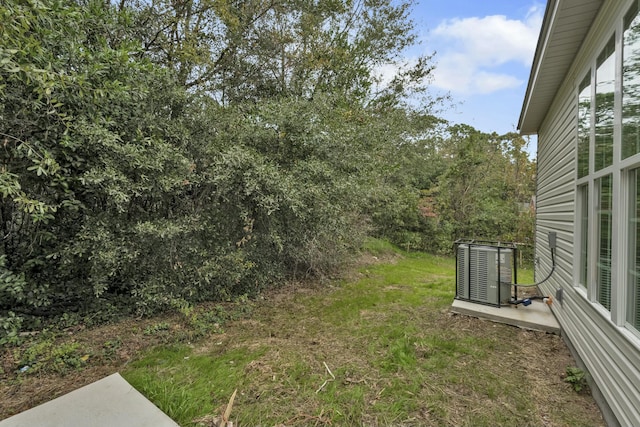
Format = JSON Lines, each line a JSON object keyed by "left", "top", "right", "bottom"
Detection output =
{"left": 0, "top": 0, "right": 535, "bottom": 342}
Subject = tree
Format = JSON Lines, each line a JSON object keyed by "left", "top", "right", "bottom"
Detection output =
{"left": 434, "top": 125, "right": 536, "bottom": 246}
{"left": 1, "top": 0, "right": 442, "bottom": 342}
{"left": 0, "top": 0, "right": 194, "bottom": 329}
{"left": 121, "top": 0, "right": 433, "bottom": 105}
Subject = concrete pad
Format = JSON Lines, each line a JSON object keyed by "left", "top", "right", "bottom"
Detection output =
{"left": 0, "top": 373, "right": 180, "bottom": 427}
{"left": 451, "top": 298, "right": 561, "bottom": 334}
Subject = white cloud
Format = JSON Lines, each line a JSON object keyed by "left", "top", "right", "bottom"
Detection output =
{"left": 430, "top": 5, "right": 543, "bottom": 95}
{"left": 373, "top": 62, "right": 400, "bottom": 87}
{"left": 474, "top": 71, "right": 523, "bottom": 94}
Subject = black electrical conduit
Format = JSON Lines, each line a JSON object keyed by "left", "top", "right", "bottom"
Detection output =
{"left": 509, "top": 232, "right": 557, "bottom": 306}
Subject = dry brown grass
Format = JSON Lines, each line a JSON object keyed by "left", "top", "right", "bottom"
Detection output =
{"left": 0, "top": 251, "right": 606, "bottom": 427}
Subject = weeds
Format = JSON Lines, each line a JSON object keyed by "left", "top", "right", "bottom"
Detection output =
{"left": 172, "top": 296, "right": 253, "bottom": 341}
{"left": 102, "top": 338, "right": 122, "bottom": 361}
{"left": 2, "top": 242, "right": 604, "bottom": 427}
{"left": 144, "top": 322, "right": 170, "bottom": 336}
{"left": 2, "top": 294, "right": 253, "bottom": 386}
{"left": 119, "top": 244, "right": 603, "bottom": 427}
{"left": 565, "top": 366, "right": 588, "bottom": 393}
{"left": 125, "top": 345, "right": 265, "bottom": 423}
{"left": 0, "top": 312, "right": 24, "bottom": 346}
{"left": 14, "top": 338, "right": 85, "bottom": 375}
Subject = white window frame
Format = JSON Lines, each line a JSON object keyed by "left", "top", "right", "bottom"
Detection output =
{"left": 573, "top": 5, "right": 640, "bottom": 334}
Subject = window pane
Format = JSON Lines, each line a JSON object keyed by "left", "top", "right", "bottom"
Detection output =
{"left": 578, "top": 73, "right": 591, "bottom": 178}
{"left": 623, "top": 2, "right": 640, "bottom": 159}
{"left": 597, "top": 175, "right": 613, "bottom": 310}
{"left": 628, "top": 169, "right": 640, "bottom": 330}
{"left": 579, "top": 184, "right": 589, "bottom": 288}
{"left": 595, "top": 38, "right": 615, "bottom": 171}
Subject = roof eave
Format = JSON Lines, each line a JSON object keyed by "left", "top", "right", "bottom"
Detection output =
{"left": 518, "top": 0, "right": 604, "bottom": 135}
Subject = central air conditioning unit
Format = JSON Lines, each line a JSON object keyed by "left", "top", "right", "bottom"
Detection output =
{"left": 455, "top": 241, "right": 516, "bottom": 307}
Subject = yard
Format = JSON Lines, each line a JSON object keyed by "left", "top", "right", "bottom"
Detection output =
{"left": 1, "top": 241, "right": 605, "bottom": 426}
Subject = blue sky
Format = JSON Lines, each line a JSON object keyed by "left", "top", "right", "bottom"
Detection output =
{"left": 405, "top": 0, "right": 545, "bottom": 155}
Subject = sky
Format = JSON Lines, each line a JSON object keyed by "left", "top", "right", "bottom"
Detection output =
{"left": 405, "top": 0, "right": 545, "bottom": 155}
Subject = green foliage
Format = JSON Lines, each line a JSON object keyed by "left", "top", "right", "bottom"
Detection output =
{"left": 360, "top": 237, "right": 400, "bottom": 256}
{"left": 372, "top": 124, "right": 536, "bottom": 254}
{"left": 173, "top": 296, "right": 254, "bottom": 341}
{"left": 433, "top": 126, "right": 536, "bottom": 246}
{"left": 119, "top": 250, "right": 601, "bottom": 427}
{"left": 129, "top": 0, "right": 431, "bottom": 105}
{"left": 0, "top": 311, "right": 23, "bottom": 347}
{"left": 101, "top": 338, "right": 122, "bottom": 361}
{"left": 378, "top": 125, "right": 535, "bottom": 253}
{"left": 14, "top": 338, "right": 84, "bottom": 375}
{"left": 565, "top": 366, "right": 588, "bottom": 393}
{"left": 1, "top": 0, "right": 193, "bottom": 331}
{"left": 143, "top": 322, "right": 170, "bottom": 336}
{"left": 0, "top": 0, "right": 534, "bottom": 342}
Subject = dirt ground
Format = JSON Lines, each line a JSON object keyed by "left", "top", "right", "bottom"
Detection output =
{"left": 0, "top": 270, "right": 606, "bottom": 426}
{"left": 0, "top": 315, "right": 177, "bottom": 418}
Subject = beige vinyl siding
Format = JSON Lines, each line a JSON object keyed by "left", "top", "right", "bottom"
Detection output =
{"left": 563, "top": 295, "right": 640, "bottom": 424}
{"left": 536, "top": 85, "right": 577, "bottom": 261}
{"left": 535, "top": 82, "right": 576, "bottom": 315}
{"left": 533, "top": 2, "right": 640, "bottom": 425}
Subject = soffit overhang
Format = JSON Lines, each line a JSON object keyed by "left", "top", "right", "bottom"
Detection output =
{"left": 518, "top": 0, "right": 604, "bottom": 135}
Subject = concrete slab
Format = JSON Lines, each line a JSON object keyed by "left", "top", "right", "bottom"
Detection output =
{"left": 0, "top": 373, "right": 180, "bottom": 427}
{"left": 451, "top": 299, "right": 561, "bottom": 334}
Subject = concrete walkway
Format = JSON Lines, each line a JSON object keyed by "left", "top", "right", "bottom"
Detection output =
{"left": 0, "top": 373, "right": 179, "bottom": 427}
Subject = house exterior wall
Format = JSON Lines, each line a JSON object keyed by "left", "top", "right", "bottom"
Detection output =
{"left": 535, "top": 1, "right": 640, "bottom": 426}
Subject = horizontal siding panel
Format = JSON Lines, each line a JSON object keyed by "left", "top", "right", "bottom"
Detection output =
{"left": 534, "top": 225, "right": 566, "bottom": 244}
{"left": 537, "top": 148, "right": 574, "bottom": 178}
{"left": 536, "top": 191, "right": 574, "bottom": 207}
{"left": 538, "top": 144, "right": 574, "bottom": 176}
{"left": 535, "top": 225, "right": 574, "bottom": 243}
{"left": 536, "top": 213, "right": 575, "bottom": 225}
{"left": 537, "top": 174, "right": 574, "bottom": 197}
{"left": 536, "top": 225, "right": 574, "bottom": 255}
{"left": 540, "top": 83, "right": 577, "bottom": 140}
{"left": 537, "top": 185, "right": 573, "bottom": 203}
{"left": 530, "top": 2, "right": 640, "bottom": 423}
{"left": 537, "top": 171, "right": 573, "bottom": 197}
{"left": 537, "top": 130, "right": 571, "bottom": 165}
{"left": 562, "top": 293, "right": 640, "bottom": 425}
{"left": 533, "top": 2, "right": 640, "bottom": 422}
{"left": 538, "top": 144, "right": 575, "bottom": 182}
{"left": 538, "top": 183, "right": 574, "bottom": 202}
{"left": 538, "top": 200, "right": 575, "bottom": 213}
{"left": 536, "top": 222, "right": 574, "bottom": 234}
{"left": 540, "top": 112, "right": 575, "bottom": 156}
{"left": 538, "top": 133, "right": 574, "bottom": 171}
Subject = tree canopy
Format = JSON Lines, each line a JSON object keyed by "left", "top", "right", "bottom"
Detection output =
{"left": 0, "top": 0, "right": 535, "bottom": 343}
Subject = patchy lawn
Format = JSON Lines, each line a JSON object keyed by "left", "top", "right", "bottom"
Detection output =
{"left": 1, "top": 243, "right": 604, "bottom": 426}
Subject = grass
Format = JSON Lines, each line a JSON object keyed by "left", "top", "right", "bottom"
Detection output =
{"left": 120, "top": 243, "right": 604, "bottom": 427}
{"left": 125, "top": 345, "right": 267, "bottom": 422}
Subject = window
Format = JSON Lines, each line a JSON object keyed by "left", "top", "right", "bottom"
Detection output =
{"left": 578, "top": 184, "right": 589, "bottom": 289}
{"left": 596, "top": 175, "right": 612, "bottom": 310}
{"left": 574, "top": 3, "right": 640, "bottom": 333}
{"left": 623, "top": 1, "right": 640, "bottom": 159}
{"left": 595, "top": 37, "right": 615, "bottom": 171}
{"left": 629, "top": 169, "right": 640, "bottom": 330}
{"left": 576, "top": 38, "right": 615, "bottom": 315}
{"left": 578, "top": 73, "right": 591, "bottom": 178}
